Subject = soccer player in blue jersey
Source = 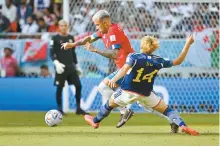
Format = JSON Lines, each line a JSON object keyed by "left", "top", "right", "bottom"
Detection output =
{"left": 84, "top": 34, "right": 199, "bottom": 136}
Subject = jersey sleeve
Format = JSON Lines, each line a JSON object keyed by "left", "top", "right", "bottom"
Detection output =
{"left": 108, "top": 27, "right": 122, "bottom": 50}
{"left": 125, "top": 53, "right": 136, "bottom": 67}
{"left": 90, "top": 31, "right": 102, "bottom": 41}
{"left": 49, "top": 36, "right": 57, "bottom": 61}
{"left": 71, "top": 36, "right": 78, "bottom": 64}
{"left": 159, "top": 58, "right": 173, "bottom": 68}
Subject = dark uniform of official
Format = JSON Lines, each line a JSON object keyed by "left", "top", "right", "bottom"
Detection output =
{"left": 50, "top": 34, "right": 87, "bottom": 115}
{"left": 50, "top": 34, "right": 80, "bottom": 87}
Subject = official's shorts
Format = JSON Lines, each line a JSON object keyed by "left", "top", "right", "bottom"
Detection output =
{"left": 54, "top": 65, "right": 81, "bottom": 88}
{"left": 113, "top": 88, "right": 161, "bottom": 108}
{"left": 107, "top": 70, "right": 124, "bottom": 85}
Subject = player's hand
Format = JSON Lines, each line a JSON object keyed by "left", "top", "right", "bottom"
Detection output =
{"left": 84, "top": 42, "right": 97, "bottom": 52}
{"left": 186, "top": 34, "right": 194, "bottom": 45}
{"left": 61, "top": 42, "right": 75, "bottom": 50}
{"left": 107, "top": 80, "right": 117, "bottom": 88}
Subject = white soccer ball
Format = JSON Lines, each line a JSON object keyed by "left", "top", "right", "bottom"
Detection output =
{"left": 45, "top": 110, "right": 63, "bottom": 127}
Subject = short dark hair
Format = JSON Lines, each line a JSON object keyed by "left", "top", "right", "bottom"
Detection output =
{"left": 4, "top": 48, "right": 13, "bottom": 53}
{"left": 40, "top": 64, "right": 48, "bottom": 70}
{"left": 38, "top": 17, "right": 45, "bottom": 22}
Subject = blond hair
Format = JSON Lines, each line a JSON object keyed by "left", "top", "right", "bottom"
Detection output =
{"left": 92, "top": 10, "right": 110, "bottom": 21}
{"left": 58, "top": 19, "right": 68, "bottom": 26}
{"left": 140, "top": 36, "right": 159, "bottom": 54}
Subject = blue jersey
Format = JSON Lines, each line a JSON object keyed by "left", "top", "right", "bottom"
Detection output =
{"left": 121, "top": 53, "right": 173, "bottom": 96}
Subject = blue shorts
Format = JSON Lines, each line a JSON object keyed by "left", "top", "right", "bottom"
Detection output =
{"left": 107, "top": 70, "right": 124, "bottom": 86}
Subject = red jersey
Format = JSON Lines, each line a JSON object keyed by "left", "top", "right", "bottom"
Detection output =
{"left": 91, "top": 23, "right": 134, "bottom": 68}
{"left": 0, "top": 56, "right": 17, "bottom": 77}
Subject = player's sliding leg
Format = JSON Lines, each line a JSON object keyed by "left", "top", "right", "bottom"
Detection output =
{"left": 84, "top": 98, "right": 119, "bottom": 129}
{"left": 98, "top": 80, "right": 134, "bottom": 128}
{"left": 84, "top": 88, "right": 134, "bottom": 129}
{"left": 140, "top": 92, "right": 199, "bottom": 136}
{"left": 138, "top": 102, "right": 178, "bottom": 133}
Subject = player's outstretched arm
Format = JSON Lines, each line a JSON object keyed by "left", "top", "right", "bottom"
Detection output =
{"left": 84, "top": 42, "right": 118, "bottom": 60}
{"left": 61, "top": 36, "right": 98, "bottom": 50}
{"left": 172, "top": 34, "right": 194, "bottom": 66}
{"left": 108, "top": 64, "right": 131, "bottom": 88}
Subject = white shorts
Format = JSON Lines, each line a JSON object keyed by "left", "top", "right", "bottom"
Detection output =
{"left": 113, "top": 89, "right": 161, "bottom": 108}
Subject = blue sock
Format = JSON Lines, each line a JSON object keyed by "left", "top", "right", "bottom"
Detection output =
{"left": 163, "top": 107, "right": 187, "bottom": 127}
{"left": 93, "top": 101, "right": 113, "bottom": 123}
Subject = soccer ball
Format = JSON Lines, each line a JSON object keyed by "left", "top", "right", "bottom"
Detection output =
{"left": 45, "top": 110, "right": 63, "bottom": 127}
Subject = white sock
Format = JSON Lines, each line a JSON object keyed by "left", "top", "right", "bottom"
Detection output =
{"left": 98, "top": 82, "right": 114, "bottom": 105}
{"left": 139, "top": 103, "right": 172, "bottom": 124}
{"left": 98, "top": 82, "right": 128, "bottom": 114}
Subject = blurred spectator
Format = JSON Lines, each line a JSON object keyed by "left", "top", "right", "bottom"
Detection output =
{"left": 0, "top": 44, "right": 18, "bottom": 77}
{"left": 123, "top": 15, "right": 141, "bottom": 39}
{"left": 53, "top": 0, "right": 62, "bottom": 17}
{"left": 48, "top": 16, "right": 60, "bottom": 32}
{"left": 2, "top": 0, "right": 17, "bottom": 23}
{"left": 71, "top": 13, "right": 89, "bottom": 35}
{"left": 37, "top": 17, "right": 49, "bottom": 32}
{"left": 40, "top": 64, "right": 51, "bottom": 78}
{"left": 34, "top": 0, "right": 51, "bottom": 18}
{"left": 0, "top": 5, "right": 10, "bottom": 33}
{"left": 21, "top": 15, "right": 39, "bottom": 33}
{"left": 17, "top": 0, "right": 33, "bottom": 27}
{"left": 42, "top": 8, "right": 56, "bottom": 25}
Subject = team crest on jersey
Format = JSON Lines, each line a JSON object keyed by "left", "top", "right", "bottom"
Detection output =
{"left": 148, "top": 56, "right": 152, "bottom": 59}
{"left": 110, "top": 35, "right": 116, "bottom": 42}
{"left": 69, "top": 39, "right": 73, "bottom": 43}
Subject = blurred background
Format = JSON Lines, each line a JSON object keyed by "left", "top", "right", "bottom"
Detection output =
{"left": 0, "top": 0, "right": 219, "bottom": 113}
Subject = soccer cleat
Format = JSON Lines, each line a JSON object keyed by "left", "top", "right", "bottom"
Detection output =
{"left": 116, "top": 109, "right": 134, "bottom": 128}
{"left": 84, "top": 115, "right": 99, "bottom": 129}
{"left": 180, "top": 126, "right": 199, "bottom": 136}
{"left": 170, "top": 123, "right": 179, "bottom": 133}
{"left": 76, "top": 108, "right": 89, "bottom": 115}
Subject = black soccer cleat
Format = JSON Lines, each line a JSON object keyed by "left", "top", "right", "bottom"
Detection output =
{"left": 170, "top": 123, "right": 179, "bottom": 133}
{"left": 116, "top": 109, "right": 134, "bottom": 128}
{"left": 76, "top": 108, "right": 89, "bottom": 115}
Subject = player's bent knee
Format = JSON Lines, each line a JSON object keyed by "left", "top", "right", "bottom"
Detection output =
{"left": 152, "top": 99, "right": 168, "bottom": 114}
{"left": 108, "top": 96, "right": 119, "bottom": 108}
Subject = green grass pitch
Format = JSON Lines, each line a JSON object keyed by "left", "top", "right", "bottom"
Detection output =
{"left": 0, "top": 112, "right": 219, "bottom": 146}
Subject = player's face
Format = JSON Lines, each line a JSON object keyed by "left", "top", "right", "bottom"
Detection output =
{"left": 94, "top": 19, "right": 108, "bottom": 34}
{"left": 59, "top": 23, "right": 68, "bottom": 34}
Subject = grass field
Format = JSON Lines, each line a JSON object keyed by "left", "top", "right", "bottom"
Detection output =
{"left": 0, "top": 112, "right": 219, "bottom": 146}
